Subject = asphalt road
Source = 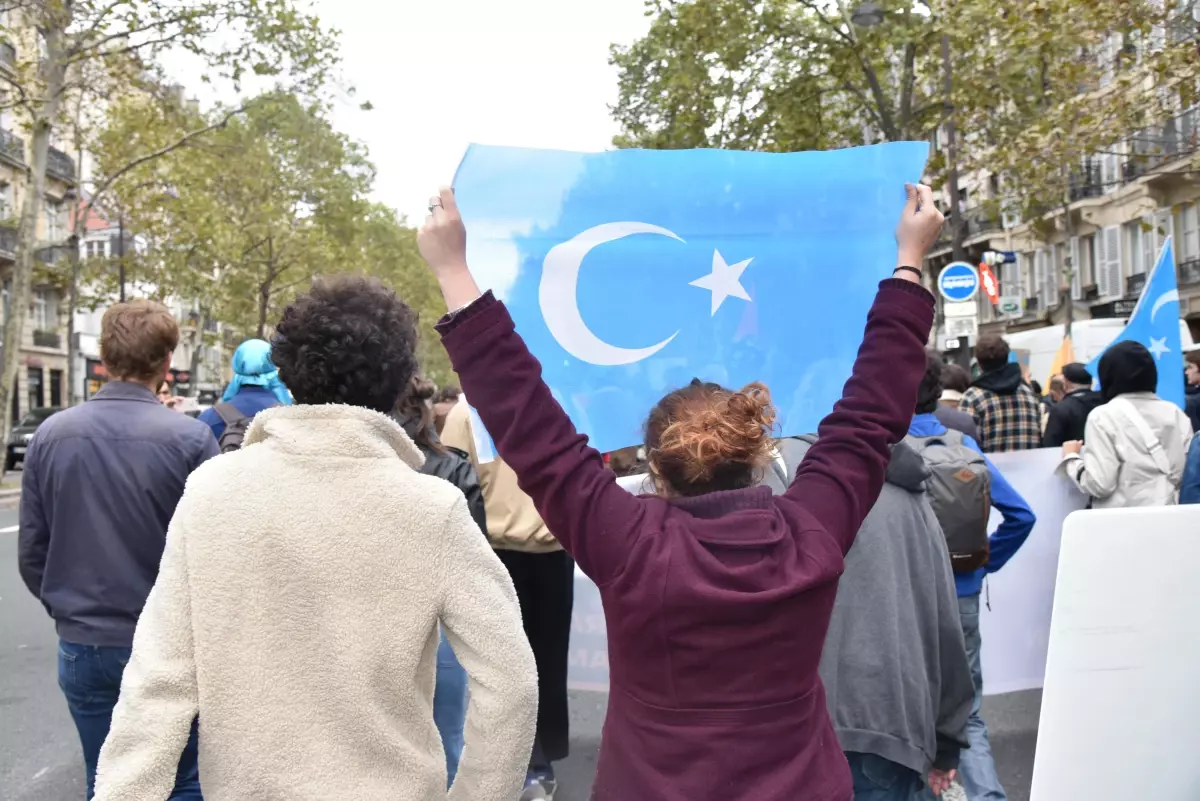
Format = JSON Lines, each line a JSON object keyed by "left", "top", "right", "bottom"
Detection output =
{"left": 0, "top": 509, "right": 1040, "bottom": 800}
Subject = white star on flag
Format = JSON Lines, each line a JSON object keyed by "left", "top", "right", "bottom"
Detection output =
{"left": 1149, "top": 336, "right": 1170, "bottom": 360}
{"left": 690, "top": 250, "right": 753, "bottom": 315}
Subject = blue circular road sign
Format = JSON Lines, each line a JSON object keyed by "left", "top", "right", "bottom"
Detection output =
{"left": 938, "top": 262, "right": 980, "bottom": 303}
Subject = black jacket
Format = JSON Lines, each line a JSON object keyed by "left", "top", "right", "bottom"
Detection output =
{"left": 1041, "top": 389, "right": 1103, "bottom": 447}
{"left": 1186, "top": 385, "right": 1200, "bottom": 436}
{"left": 393, "top": 412, "right": 487, "bottom": 534}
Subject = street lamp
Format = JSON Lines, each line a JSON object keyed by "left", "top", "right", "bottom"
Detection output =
{"left": 851, "top": 2, "right": 885, "bottom": 28}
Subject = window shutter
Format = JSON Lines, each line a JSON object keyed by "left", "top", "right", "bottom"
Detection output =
{"left": 1103, "top": 225, "right": 1122, "bottom": 297}
{"left": 1097, "top": 228, "right": 1110, "bottom": 296}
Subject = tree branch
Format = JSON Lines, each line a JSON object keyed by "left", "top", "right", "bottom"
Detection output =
{"left": 83, "top": 102, "right": 256, "bottom": 224}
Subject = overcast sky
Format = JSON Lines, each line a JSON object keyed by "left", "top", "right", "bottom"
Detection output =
{"left": 291, "top": 0, "right": 651, "bottom": 222}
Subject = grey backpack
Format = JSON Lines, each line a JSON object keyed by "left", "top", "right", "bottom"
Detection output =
{"left": 213, "top": 402, "right": 257, "bottom": 453}
{"left": 905, "top": 429, "right": 992, "bottom": 573}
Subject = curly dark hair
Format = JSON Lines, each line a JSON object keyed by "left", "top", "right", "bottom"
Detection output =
{"left": 644, "top": 378, "right": 776, "bottom": 497}
{"left": 271, "top": 276, "right": 419, "bottom": 412}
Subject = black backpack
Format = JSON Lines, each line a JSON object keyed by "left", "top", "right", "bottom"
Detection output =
{"left": 213, "top": 402, "right": 258, "bottom": 453}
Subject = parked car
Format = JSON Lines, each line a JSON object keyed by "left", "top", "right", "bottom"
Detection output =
{"left": 7, "top": 406, "right": 63, "bottom": 470}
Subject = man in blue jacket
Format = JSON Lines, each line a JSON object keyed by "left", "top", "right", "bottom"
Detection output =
{"left": 910, "top": 351, "right": 1036, "bottom": 801}
{"left": 19, "top": 300, "right": 218, "bottom": 799}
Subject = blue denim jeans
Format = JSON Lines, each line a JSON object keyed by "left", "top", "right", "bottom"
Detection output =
{"left": 57, "top": 640, "right": 202, "bottom": 800}
{"left": 433, "top": 630, "right": 467, "bottom": 786}
{"left": 957, "top": 594, "right": 1008, "bottom": 801}
{"left": 846, "top": 752, "right": 924, "bottom": 801}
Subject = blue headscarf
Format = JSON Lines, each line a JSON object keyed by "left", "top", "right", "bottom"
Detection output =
{"left": 222, "top": 339, "right": 292, "bottom": 405}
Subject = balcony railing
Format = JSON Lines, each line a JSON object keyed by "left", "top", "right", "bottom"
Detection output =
{"left": 1123, "top": 106, "right": 1200, "bottom": 183}
{"left": 932, "top": 207, "right": 1002, "bottom": 249}
{"left": 1180, "top": 257, "right": 1200, "bottom": 286}
{"left": 965, "top": 210, "right": 1002, "bottom": 238}
{"left": 46, "top": 147, "right": 76, "bottom": 183}
{"left": 33, "top": 330, "right": 61, "bottom": 349}
{"left": 1069, "top": 162, "right": 1105, "bottom": 200}
{"left": 0, "top": 128, "right": 25, "bottom": 166}
{"left": 0, "top": 41, "right": 15, "bottom": 71}
{"left": 1127, "top": 272, "right": 1147, "bottom": 295}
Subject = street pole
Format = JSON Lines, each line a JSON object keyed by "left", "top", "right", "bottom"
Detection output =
{"left": 66, "top": 233, "right": 79, "bottom": 406}
{"left": 117, "top": 214, "right": 125, "bottom": 303}
{"left": 940, "top": 31, "right": 971, "bottom": 370}
{"left": 1061, "top": 165, "right": 1075, "bottom": 345}
{"left": 942, "top": 32, "right": 966, "bottom": 266}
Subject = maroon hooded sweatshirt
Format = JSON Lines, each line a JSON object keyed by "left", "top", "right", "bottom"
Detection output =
{"left": 437, "top": 277, "right": 934, "bottom": 801}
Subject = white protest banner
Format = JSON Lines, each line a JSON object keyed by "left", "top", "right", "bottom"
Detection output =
{"left": 1031, "top": 506, "right": 1200, "bottom": 801}
{"left": 979, "top": 448, "right": 1088, "bottom": 694}
{"left": 567, "top": 449, "right": 1087, "bottom": 695}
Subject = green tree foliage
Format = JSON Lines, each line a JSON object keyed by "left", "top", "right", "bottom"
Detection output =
{"left": 611, "top": 0, "right": 1198, "bottom": 225}
{"left": 96, "top": 91, "right": 453, "bottom": 385}
{"left": 0, "top": 0, "right": 341, "bottom": 448}
{"left": 611, "top": 0, "right": 943, "bottom": 152}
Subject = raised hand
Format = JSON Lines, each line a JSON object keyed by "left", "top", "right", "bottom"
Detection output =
{"left": 894, "top": 183, "right": 945, "bottom": 282}
{"left": 417, "top": 186, "right": 481, "bottom": 310}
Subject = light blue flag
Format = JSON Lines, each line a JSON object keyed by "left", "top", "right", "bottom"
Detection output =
{"left": 452, "top": 143, "right": 930, "bottom": 455}
{"left": 1085, "top": 237, "right": 1184, "bottom": 408}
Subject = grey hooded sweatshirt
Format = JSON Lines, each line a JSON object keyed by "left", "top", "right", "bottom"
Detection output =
{"left": 766, "top": 437, "right": 973, "bottom": 774}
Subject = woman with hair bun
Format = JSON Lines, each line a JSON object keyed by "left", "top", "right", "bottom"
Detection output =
{"left": 418, "top": 184, "right": 944, "bottom": 801}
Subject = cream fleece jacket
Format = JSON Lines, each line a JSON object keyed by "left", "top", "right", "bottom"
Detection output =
{"left": 93, "top": 404, "right": 538, "bottom": 801}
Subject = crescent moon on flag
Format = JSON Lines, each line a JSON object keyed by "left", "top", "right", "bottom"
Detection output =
{"left": 539, "top": 222, "right": 682, "bottom": 366}
{"left": 1150, "top": 289, "right": 1179, "bottom": 322}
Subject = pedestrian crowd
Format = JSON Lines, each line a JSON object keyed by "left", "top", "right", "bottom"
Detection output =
{"left": 12, "top": 181, "right": 1193, "bottom": 801}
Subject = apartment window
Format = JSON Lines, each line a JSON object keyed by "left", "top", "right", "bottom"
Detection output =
{"left": 1099, "top": 147, "right": 1122, "bottom": 193}
{"left": 49, "top": 369, "right": 62, "bottom": 407}
{"left": 33, "top": 288, "right": 55, "bottom": 330}
{"left": 0, "top": 182, "right": 11, "bottom": 220}
{"left": 1035, "top": 249, "right": 1057, "bottom": 307}
{"left": 1129, "top": 211, "right": 1174, "bottom": 275}
{"left": 85, "top": 239, "right": 106, "bottom": 259}
{"left": 1002, "top": 255, "right": 1025, "bottom": 299}
{"left": 44, "top": 199, "right": 65, "bottom": 241}
{"left": 1072, "top": 235, "right": 1094, "bottom": 299}
{"left": 1176, "top": 202, "right": 1200, "bottom": 262}
{"left": 27, "top": 366, "right": 43, "bottom": 410}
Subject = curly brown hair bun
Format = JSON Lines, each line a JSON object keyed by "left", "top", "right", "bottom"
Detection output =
{"left": 645, "top": 379, "right": 777, "bottom": 497}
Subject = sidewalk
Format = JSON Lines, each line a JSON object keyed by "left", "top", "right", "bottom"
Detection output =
{"left": 0, "top": 476, "right": 20, "bottom": 509}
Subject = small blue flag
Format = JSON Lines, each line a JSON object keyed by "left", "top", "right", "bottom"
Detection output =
{"left": 453, "top": 143, "right": 930, "bottom": 455}
{"left": 1086, "top": 237, "right": 1184, "bottom": 408}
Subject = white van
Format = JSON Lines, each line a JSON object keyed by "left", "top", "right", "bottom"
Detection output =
{"left": 1004, "top": 319, "right": 1195, "bottom": 389}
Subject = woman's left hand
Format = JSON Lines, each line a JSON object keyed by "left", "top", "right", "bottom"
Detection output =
{"left": 418, "top": 186, "right": 481, "bottom": 310}
{"left": 1062, "top": 440, "right": 1083, "bottom": 456}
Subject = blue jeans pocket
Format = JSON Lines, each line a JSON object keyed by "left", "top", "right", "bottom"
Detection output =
{"left": 57, "top": 644, "right": 77, "bottom": 692}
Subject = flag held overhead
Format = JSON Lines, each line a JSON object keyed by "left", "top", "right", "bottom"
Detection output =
{"left": 452, "top": 143, "right": 930, "bottom": 454}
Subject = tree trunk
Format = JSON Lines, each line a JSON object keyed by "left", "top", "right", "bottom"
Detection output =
{"left": 256, "top": 283, "right": 270, "bottom": 338}
{"left": 0, "top": 23, "right": 69, "bottom": 472}
{"left": 186, "top": 310, "right": 208, "bottom": 398}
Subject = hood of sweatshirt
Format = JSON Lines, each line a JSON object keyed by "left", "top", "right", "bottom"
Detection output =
{"left": 971, "top": 362, "right": 1025, "bottom": 396}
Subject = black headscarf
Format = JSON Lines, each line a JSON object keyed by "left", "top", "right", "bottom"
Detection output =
{"left": 1098, "top": 341, "right": 1158, "bottom": 402}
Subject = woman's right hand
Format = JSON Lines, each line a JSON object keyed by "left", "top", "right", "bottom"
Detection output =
{"left": 894, "top": 183, "right": 944, "bottom": 280}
